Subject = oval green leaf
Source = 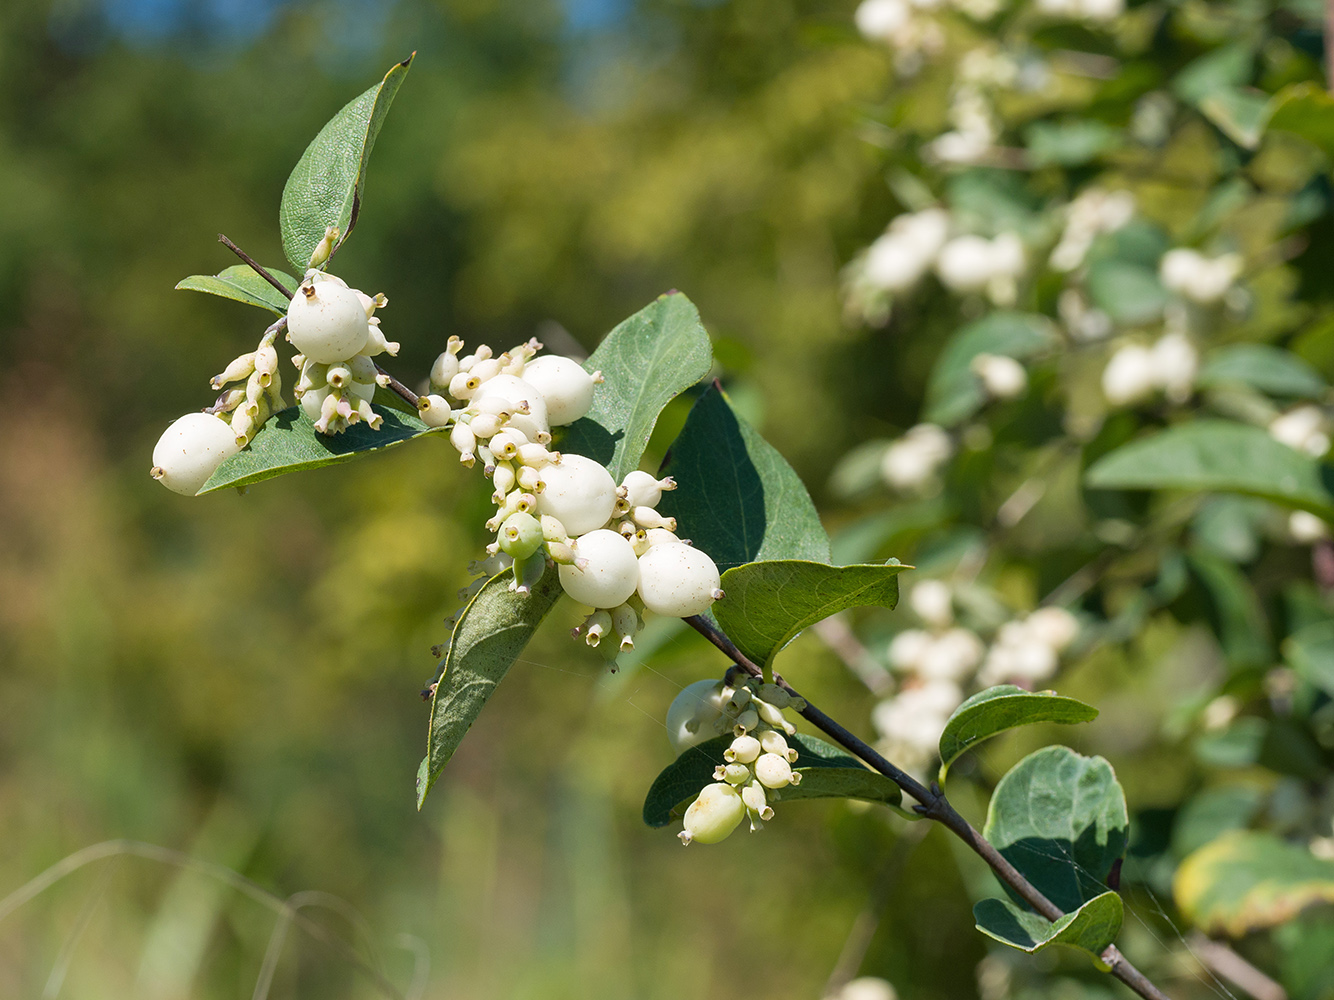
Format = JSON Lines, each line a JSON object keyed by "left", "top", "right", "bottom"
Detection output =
{"left": 1283, "top": 619, "right": 1334, "bottom": 697}
{"left": 1084, "top": 419, "right": 1334, "bottom": 520}
{"left": 642, "top": 733, "right": 901, "bottom": 828}
{"left": 1197, "top": 344, "right": 1327, "bottom": 399}
{"left": 974, "top": 890, "right": 1123, "bottom": 969}
{"left": 1267, "top": 81, "right": 1334, "bottom": 160}
{"left": 279, "top": 54, "right": 413, "bottom": 274}
{"left": 558, "top": 292, "right": 713, "bottom": 485}
{"left": 713, "top": 560, "right": 906, "bottom": 669}
{"left": 199, "top": 403, "right": 436, "bottom": 494}
{"left": 1174, "top": 830, "right": 1334, "bottom": 936}
{"left": 417, "top": 567, "right": 565, "bottom": 809}
{"left": 984, "top": 745, "right": 1129, "bottom": 914}
{"left": 175, "top": 264, "right": 297, "bottom": 317}
{"left": 657, "top": 384, "right": 831, "bottom": 572}
{"left": 938, "top": 685, "right": 1098, "bottom": 781}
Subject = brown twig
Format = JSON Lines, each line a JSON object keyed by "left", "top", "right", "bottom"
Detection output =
{"left": 682, "top": 614, "right": 1172, "bottom": 1000}
{"left": 375, "top": 365, "right": 421, "bottom": 409}
{"left": 218, "top": 234, "right": 295, "bottom": 301}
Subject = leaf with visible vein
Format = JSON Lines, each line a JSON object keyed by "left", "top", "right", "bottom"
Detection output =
{"left": 176, "top": 264, "right": 297, "bottom": 317}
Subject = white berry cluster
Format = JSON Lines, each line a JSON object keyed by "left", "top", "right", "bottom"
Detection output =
{"left": 287, "top": 270, "right": 398, "bottom": 435}
{"left": 665, "top": 678, "right": 808, "bottom": 845}
{"left": 1101, "top": 331, "right": 1198, "bottom": 406}
{"left": 874, "top": 579, "right": 1079, "bottom": 775}
{"left": 150, "top": 323, "right": 286, "bottom": 495}
{"left": 1159, "top": 248, "right": 1243, "bottom": 306}
{"left": 1269, "top": 405, "right": 1330, "bottom": 458}
{"left": 416, "top": 338, "right": 723, "bottom": 652}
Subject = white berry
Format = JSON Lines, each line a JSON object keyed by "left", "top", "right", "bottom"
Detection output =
{"left": 521, "top": 356, "right": 598, "bottom": 426}
{"left": 755, "top": 752, "right": 794, "bottom": 789}
{"left": 150, "top": 412, "right": 242, "bottom": 496}
{"left": 558, "top": 528, "right": 640, "bottom": 608}
{"left": 536, "top": 454, "right": 617, "bottom": 535}
{"left": 665, "top": 679, "right": 726, "bottom": 754}
{"left": 636, "top": 543, "right": 722, "bottom": 618}
{"left": 472, "top": 374, "right": 550, "bottom": 439}
{"left": 286, "top": 278, "right": 370, "bottom": 364}
{"left": 679, "top": 782, "right": 745, "bottom": 845}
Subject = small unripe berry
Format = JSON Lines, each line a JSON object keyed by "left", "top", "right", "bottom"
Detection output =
{"left": 150, "top": 412, "right": 242, "bottom": 495}
{"left": 636, "top": 543, "right": 722, "bottom": 618}
{"left": 558, "top": 528, "right": 640, "bottom": 608}
{"left": 472, "top": 375, "right": 549, "bottom": 439}
{"left": 755, "top": 753, "right": 794, "bottom": 789}
{"left": 725, "top": 734, "right": 761, "bottom": 764}
{"left": 679, "top": 783, "right": 744, "bottom": 845}
{"left": 621, "top": 470, "right": 676, "bottom": 508}
{"left": 286, "top": 278, "right": 370, "bottom": 364}
{"left": 521, "top": 355, "right": 599, "bottom": 426}
{"left": 741, "top": 780, "right": 773, "bottom": 820}
{"left": 498, "top": 511, "right": 543, "bottom": 559}
{"left": 536, "top": 454, "right": 617, "bottom": 536}
{"left": 418, "top": 394, "right": 452, "bottom": 428}
{"left": 720, "top": 763, "right": 751, "bottom": 785}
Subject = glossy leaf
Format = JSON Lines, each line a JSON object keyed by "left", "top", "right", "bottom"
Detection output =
{"left": 1267, "top": 82, "right": 1334, "bottom": 160}
{"left": 417, "top": 568, "right": 565, "bottom": 808}
{"left": 938, "top": 686, "right": 1098, "bottom": 781}
{"left": 658, "top": 384, "right": 831, "bottom": 571}
{"left": 1197, "top": 344, "right": 1326, "bottom": 399}
{"left": 175, "top": 264, "right": 297, "bottom": 316}
{"left": 984, "top": 746, "right": 1129, "bottom": 913}
{"left": 642, "top": 733, "right": 902, "bottom": 828}
{"left": 923, "top": 312, "right": 1058, "bottom": 427}
{"left": 279, "top": 55, "right": 413, "bottom": 274}
{"left": 1174, "top": 830, "right": 1334, "bottom": 936}
{"left": 974, "top": 890, "right": 1123, "bottom": 969}
{"left": 713, "top": 560, "right": 906, "bottom": 669}
{"left": 1200, "top": 89, "right": 1270, "bottom": 149}
{"left": 559, "top": 292, "right": 713, "bottom": 484}
{"left": 1084, "top": 419, "right": 1334, "bottom": 520}
{"left": 199, "top": 403, "right": 436, "bottom": 494}
{"left": 1187, "top": 550, "right": 1271, "bottom": 668}
{"left": 1283, "top": 620, "right": 1334, "bottom": 697}
{"left": 1086, "top": 260, "right": 1168, "bottom": 326}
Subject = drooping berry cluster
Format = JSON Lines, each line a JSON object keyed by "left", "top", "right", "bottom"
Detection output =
{"left": 665, "top": 678, "right": 808, "bottom": 845}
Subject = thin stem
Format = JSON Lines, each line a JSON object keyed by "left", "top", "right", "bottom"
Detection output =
{"left": 682, "top": 614, "right": 1172, "bottom": 1000}
{"left": 219, "top": 234, "right": 295, "bottom": 301}
{"left": 376, "top": 365, "right": 421, "bottom": 408}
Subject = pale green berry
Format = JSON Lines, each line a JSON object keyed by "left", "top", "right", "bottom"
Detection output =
{"left": 557, "top": 528, "right": 639, "bottom": 608}
{"left": 418, "top": 394, "right": 452, "bottom": 428}
{"left": 755, "top": 752, "right": 794, "bottom": 789}
{"left": 286, "top": 278, "right": 370, "bottom": 365}
{"left": 636, "top": 542, "right": 722, "bottom": 618}
{"left": 150, "top": 412, "right": 243, "bottom": 495}
{"left": 537, "top": 454, "right": 617, "bottom": 535}
{"left": 678, "top": 782, "right": 744, "bottom": 845}
{"left": 741, "top": 779, "right": 773, "bottom": 820}
{"left": 721, "top": 763, "right": 751, "bottom": 785}
{"left": 498, "top": 511, "right": 543, "bottom": 559}
{"left": 521, "top": 356, "right": 599, "bottom": 426}
{"left": 758, "top": 729, "right": 797, "bottom": 762}
{"left": 725, "top": 734, "right": 761, "bottom": 764}
{"left": 665, "top": 679, "right": 726, "bottom": 754}
{"left": 621, "top": 470, "right": 677, "bottom": 508}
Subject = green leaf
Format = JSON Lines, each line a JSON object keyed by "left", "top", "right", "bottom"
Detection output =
{"left": 658, "top": 384, "right": 831, "bottom": 571}
{"left": 1084, "top": 419, "right": 1334, "bottom": 520}
{"left": 1086, "top": 260, "right": 1168, "bottom": 326}
{"left": 712, "top": 560, "right": 906, "bottom": 669}
{"left": 1174, "top": 44, "right": 1254, "bottom": 106}
{"left": 641, "top": 733, "right": 902, "bottom": 828}
{"left": 1198, "top": 344, "right": 1327, "bottom": 399}
{"left": 937, "top": 686, "right": 1098, "bottom": 781}
{"left": 558, "top": 292, "right": 713, "bottom": 484}
{"left": 1284, "top": 619, "right": 1334, "bottom": 697}
{"left": 1024, "top": 120, "right": 1118, "bottom": 167}
{"left": 175, "top": 264, "right": 297, "bottom": 316}
{"left": 1174, "top": 830, "right": 1334, "bottom": 936}
{"left": 923, "top": 312, "right": 1058, "bottom": 427}
{"left": 984, "top": 746, "right": 1129, "bottom": 914}
{"left": 974, "top": 891, "right": 1123, "bottom": 969}
{"left": 417, "top": 568, "right": 565, "bottom": 809}
{"left": 199, "top": 403, "right": 436, "bottom": 494}
{"left": 1200, "top": 89, "right": 1271, "bottom": 149}
{"left": 279, "top": 54, "right": 413, "bottom": 274}
{"left": 1267, "top": 82, "right": 1334, "bottom": 161}
{"left": 1186, "top": 549, "right": 1272, "bottom": 668}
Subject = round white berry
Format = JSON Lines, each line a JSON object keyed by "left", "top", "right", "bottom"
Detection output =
{"left": 286, "top": 278, "right": 370, "bottom": 365}
{"left": 679, "top": 782, "right": 745, "bottom": 845}
{"left": 536, "top": 454, "right": 617, "bottom": 535}
{"left": 521, "top": 356, "right": 598, "bottom": 426}
{"left": 636, "top": 543, "right": 722, "bottom": 618}
{"left": 725, "top": 734, "right": 761, "bottom": 764}
{"left": 665, "top": 679, "right": 727, "bottom": 754}
{"left": 150, "top": 412, "right": 242, "bottom": 496}
{"left": 754, "top": 752, "right": 794, "bottom": 789}
{"left": 472, "top": 374, "right": 549, "bottom": 439}
{"left": 558, "top": 528, "right": 640, "bottom": 608}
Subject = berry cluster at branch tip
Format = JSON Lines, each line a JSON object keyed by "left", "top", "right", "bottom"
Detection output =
{"left": 665, "top": 678, "right": 808, "bottom": 845}
{"left": 151, "top": 268, "right": 725, "bottom": 655}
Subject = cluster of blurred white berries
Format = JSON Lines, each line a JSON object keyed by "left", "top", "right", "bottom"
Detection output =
{"left": 880, "top": 423, "right": 953, "bottom": 492}
{"left": 1101, "top": 331, "right": 1198, "bottom": 406}
{"left": 1269, "top": 405, "right": 1330, "bottom": 458}
{"left": 152, "top": 269, "right": 725, "bottom": 653}
{"left": 1159, "top": 249, "right": 1243, "bottom": 306}
{"left": 1050, "top": 189, "right": 1136, "bottom": 273}
{"left": 874, "top": 579, "right": 1078, "bottom": 774}
{"left": 665, "top": 678, "right": 808, "bottom": 845}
